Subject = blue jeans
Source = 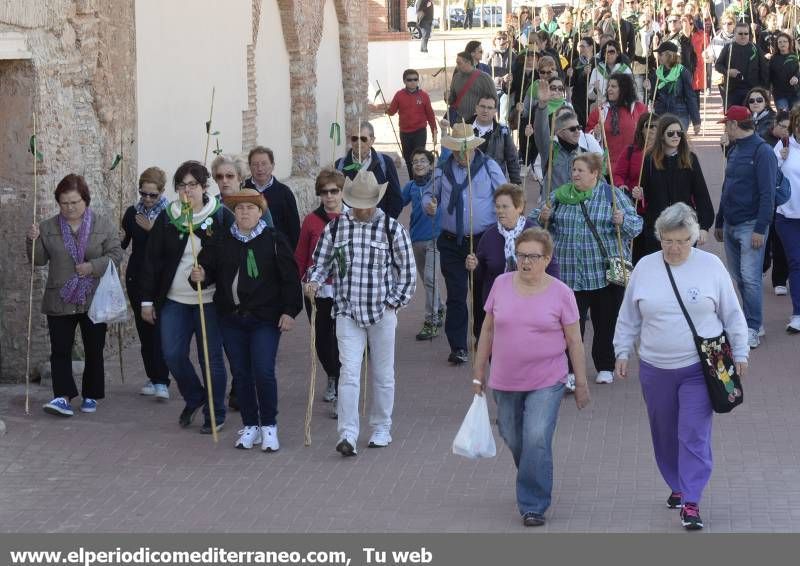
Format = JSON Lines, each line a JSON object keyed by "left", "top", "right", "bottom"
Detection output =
{"left": 160, "top": 299, "right": 227, "bottom": 422}
{"left": 723, "top": 219, "right": 768, "bottom": 330}
{"left": 219, "top": 313, "right": 281, "bottom": 427}
{"left": 775, "top": 95, "right": 797, "bottom": 111}
{"left": 775, "top": 214, "right": 800, "bottom": 316}
{"left": 494, "top": 383, "right": 565, "bottom": 516}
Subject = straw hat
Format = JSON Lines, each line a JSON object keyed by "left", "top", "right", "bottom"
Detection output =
{"left": 441, "top": 122, "right": 486, "bottom": 152}
{"left": 342, "top": 168, "right": 387, "bottom": 209}
{"left": 222, "top": 188, "right": 267, "bottom": 213}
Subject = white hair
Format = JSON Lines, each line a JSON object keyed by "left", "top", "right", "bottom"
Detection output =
{"left": 654, "top": 202, "right": 700, "bottom": 244}
{"left": 210, "top": 154, "right": 249, "bottom": 180}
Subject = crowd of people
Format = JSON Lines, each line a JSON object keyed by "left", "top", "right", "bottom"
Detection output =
{"left": 24, "top": 0, "right": 800, "bottom": 533}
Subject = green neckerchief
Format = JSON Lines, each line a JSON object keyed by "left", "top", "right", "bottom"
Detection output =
{"left": 784, "top": 54, "right": 799, "bottom": 66}
{"left": 554, "top": 182, "right": 594, "bottom": 205}
{"left": 167, "top": 199, "right": 221, "bottom": 236}
{"left": 656, "top": 64, "right": 684, "bottom": 94}
{"left": 525, "top": 79, "right": 540, "bottom": 99}
{"left": 246, "top": 249, "right": 259, "bottom": 278}
{"left": 547, "top": 99, "right": 566, "bottom": 115}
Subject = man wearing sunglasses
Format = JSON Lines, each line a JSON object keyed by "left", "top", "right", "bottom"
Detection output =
{"left": 386, "top": 69, "right": 437, "bottom": 178}
{"left": 714, "top": 21, "right": 769, "bottom": 109}
{"left": 466, "top": 96, "right": 521, "bottom": 185}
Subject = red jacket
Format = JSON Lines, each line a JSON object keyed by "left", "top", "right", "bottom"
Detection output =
{"left": 613, "top": 144, "right": 647, "bottom": 214}
{"left": 387, "top": 88, "right": 437, "bottom": 134}
{"left": 690, "top": 30, "right": 709, "bottom": 91}
{"left": 294, "top": 208, "right": 342, "bottom": 280}
{"left": 586, "top": 101, "right": 647, "bottom": 171}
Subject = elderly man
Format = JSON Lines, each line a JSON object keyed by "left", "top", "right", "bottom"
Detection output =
{"left": 243, "top": 146, "right": 300, "bottom": 249}
{"left": 714, "top": 106, "right": 778, "bottom": 348}
{"left": 714, "top": 21, "right": 769, "bottom": 108}
{"left": 305, "top": 169, "right": 416, "bottom": 457}
{"left": 422, "top": 123, "right": 506, "bottom": 364}
{"left": 447, "top": 51, "right": 497, "bottom": 124}
{"left": 467, "top": 95, "right": 521, "bottom": 185}
{"left": 335, "top": 122, "right": 403, "bottom": 219}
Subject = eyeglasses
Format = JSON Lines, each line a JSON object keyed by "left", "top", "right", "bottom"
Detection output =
{"left": 477, "top": 104, "right": 496, "bottom": 110}
{"left": 665, "top": 130, "right": 684, "bottom": 138}
{"left": 517, "top": 253, "right": 545, "bottom": 263}
{"left": 176, "top": 181, "right": 200, "bottom": 190}
{"left": 748, "top": 97, "right": 765, "bottom": 104}
{"left": 539, "top": 69, "right": 554, "bottom": 75}
{"left": 351, "top": 135, "right": 369, "bottom": 143}
{"left": 605, "top": 50, "right": 617, "bottom": 55}
{"left": 214, "top": 173, "right": 237, "bottom": 181}
{"left": 736, "top": 32, "right": 749, "bottom": 36}
{"left": 319, "top": 188, "right": 341, "bottom": 195}
{"left": 550, "top": 85, "right": 565, "bottom": 92}
{"left": 405, "top": 77, "right": 419, "bottom": 82}
{"left": 561, "top": 125, "right": 581, "bottom": 133}
{"left": 660, "top": 237, "right": 692, "bottom": 247}
{"left": 668, "top": 19, "right": 680, "bottom": 23}
{"left": 139, "top": 191, "right": 160, "bottom": 199}
{"left": 411, "top": 159, "right": 431, "bottom": 166}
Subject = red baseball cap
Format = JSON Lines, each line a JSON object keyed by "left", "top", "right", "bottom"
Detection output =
{"left": 717, "top": 105, "right": 750, "bottom": 123}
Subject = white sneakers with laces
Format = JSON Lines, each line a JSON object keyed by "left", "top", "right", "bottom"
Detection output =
{"left": 235, "top": 426, "right": 262, "bottom": 450}
{"left": 775, "top": 286, "right": 788, "bottom": 296}
{"left": 747, "top": 328, "right": 760, "bottom": 349}
{"left": 595, "top": 370, "right": 614, "bottom": 384}
{"left": 787, "top": 315, "right": 800, "bottom": 335}
{"left": 261, "top": 425, "right": 280, "bottom": 452}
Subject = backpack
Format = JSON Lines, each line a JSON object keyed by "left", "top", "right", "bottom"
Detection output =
{"left": 329, "top": 212, "right": 397, "bottom": 269}
{"left": 754, "top": 142, "right": 791, "bottom": 207}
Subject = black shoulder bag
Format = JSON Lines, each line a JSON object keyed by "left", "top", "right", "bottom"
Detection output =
{"left": 664, "top": 261, "right": 743, "bottom": 414}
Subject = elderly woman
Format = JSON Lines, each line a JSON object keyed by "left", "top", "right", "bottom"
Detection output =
{"left": 614, "top": 203, "right": 749, "bottom": 530}
{"left": 645, "top": 42, "right": 701, "bottom": 133}
{"left": 631, "top": 114, "right": 714, "bottom": 263}
{"left": 472, "top": 228, "right": 590, "bottom": 527}
{"left": 26, "top": 174, "right": 122, "bottom": 416}
{"left": 192, "top": 189, "right": 302, "bottom": 451}
{"left": 537, "top": 153, "right": 642, "bottom": 385}
{"left": 295, "top": 168, "right": 348, "bottom": 417}
{"left": 140, "top": 161, "right": 234, "bottom": 433}
{"left": 122, "top": 167, "right": 171, "bottom": 400}
{"left": 466, "top": 184, "right": 560, "bottom": 340}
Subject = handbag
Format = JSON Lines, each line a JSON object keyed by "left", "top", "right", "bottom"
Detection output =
{"left": 664, "top": 261, "right": 743, "bottom": 414}
{"left": 578, "top": 201, "right": 632, "bottom": 286}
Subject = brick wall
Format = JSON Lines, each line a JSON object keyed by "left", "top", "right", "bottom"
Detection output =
{"left": 368, "top": 0, "right": 408, "bottom": 41}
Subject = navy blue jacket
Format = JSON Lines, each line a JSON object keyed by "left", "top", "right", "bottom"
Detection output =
{"left": 715, "top": 133, "right": 777, "bottom": 234}
{"left": 652, "top": 66, "right": 701, "bottom": 126}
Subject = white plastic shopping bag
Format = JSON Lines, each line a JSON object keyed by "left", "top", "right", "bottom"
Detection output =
{"left": 452, "top": 394, "right": 496, "bottom": 459}
{"left": 88, "top": 262, "right": 129, "bottom": 324}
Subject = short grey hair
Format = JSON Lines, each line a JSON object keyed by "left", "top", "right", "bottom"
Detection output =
{"left": 210, "top": 154, "right": 249, "bottom": 180}
{"left": 555, "top": 110, "right": 579, "bottom": 132}
{"left": 358, "top": 121, "right": 375, "bottom": 138}
{"left": 654, "top": 202, "right": 700, "bottom": 244}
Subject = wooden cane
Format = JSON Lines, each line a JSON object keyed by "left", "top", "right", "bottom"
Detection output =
{"left": 203, "top": 86, "right": 216, "bottom": 167}
{"left": 723, "top": 32, "right": 734, "bottom": 110}
{"left": 598, "top": 112, "right": 629, "bottom": 287}
{"left": 361, "top": 346, "right": 368, "bottom": 418}
{"left": 544, "top": 109, "right": 557, "bottom": 230}
{"left": 516, "top": 48, "right": 532, "bottom": 147}
{"left": 185, "top": 198, "right": 219, "bottom": 443}
{"left": 24, "top": 113, "right": 40, "bottom": 416}
{"left": 461, "top": 119, "right": 477, "bottom": 361}
{"left": 304, "top": 298, "right": 318, "bottom": 446}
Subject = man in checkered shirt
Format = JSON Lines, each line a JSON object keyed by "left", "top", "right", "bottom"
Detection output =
{"left": 305, "top": 169, "right": 416, "bottom": 457}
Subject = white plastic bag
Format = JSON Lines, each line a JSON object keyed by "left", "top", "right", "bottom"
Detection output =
{"left": 452, "top": 394, "right": 496, "bottom": 459}
{"left": 88, "top": 262, "right": 129, "bottom": 324}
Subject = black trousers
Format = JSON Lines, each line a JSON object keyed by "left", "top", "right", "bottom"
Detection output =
{"left": 400, "top": 127, "right": 428, "bottom": 178}
{"left": 518, "top": 123, "right": 538, "bottom": 166}
{"left": 573, "top": 284, "right": 625, "bottom": 372}
{"left": 127, "top": 285, "right": 170, "bottom": 385}
{"left": 304, "top": 297, "right": 340, "bottom": 384}
{"left": 438, "top": 231, "right": 484, "bottom": 352}
{"left": 47, "top": 313, "right": 107, "bottom": 400}
{"left": 764, "top": 217, "right": 789, "bottom": 286}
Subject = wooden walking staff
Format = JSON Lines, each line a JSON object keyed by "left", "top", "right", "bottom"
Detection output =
{"left": 723, "top": 30, "right": 734, "bottom": 110}
{"left": 203, "top": 86, "right": 216, "bottom": 167}
{"left": 598, "top": 111, "right": 629, "bottom": 287}
{"left": 634, "top": 76, "right": 660, "bottom": 209}
{"left": 24, "top": 113, "right": 43, "bottom": 416}
{"left": 520, "top": 52, "right": 538, "bottom": 185}
{"left": 184, "top": 198, "right": 219, "bottom": 443}
{"left": 111, "top": 131, "right": 126, "bottom": 384}
{"left": 304, "top": 296, "right": 318, "bottom": 446}
{"left": 543, "top": 109, "right": 557, "bottom": 230}
{"left": 460, "top": 118, "right": 477, "bottom": 360}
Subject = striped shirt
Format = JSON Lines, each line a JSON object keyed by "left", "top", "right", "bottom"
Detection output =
{"left": 309, "top": 209, "right": 416, "bottom": 327}
{"left": 532, "top": 182, "right": 642, "bottom": 291}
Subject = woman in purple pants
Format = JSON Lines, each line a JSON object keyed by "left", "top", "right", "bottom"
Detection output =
{"left": 613, "top": 203, "right": 749, "bottom": 531}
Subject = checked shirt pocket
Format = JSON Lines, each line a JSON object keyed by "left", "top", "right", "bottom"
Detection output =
{"left": 368, "top": 240, "right": 391, "bottom": 272}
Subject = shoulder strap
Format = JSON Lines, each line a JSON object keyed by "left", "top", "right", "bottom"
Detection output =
{"left": 336, "top": 158, "right": 345, "bottom": 172}
{"left": 380, "top": 153, "right": 389, "bottom": 178}
{"left": 452, "top": 71, "right": 482, "bottom": 111}
{"left": 579, "top": 201, "right": 609, "bottom": 260}
{"left": 330, "top": 216, "right": 340, "bottom": 245}
{"left": 664, "top": 260, "right": 699, "bottom": 338}
{"left": 384, "top": 212, "right": 397, "bottom": 269}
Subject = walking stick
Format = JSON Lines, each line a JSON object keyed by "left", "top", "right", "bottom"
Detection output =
{"left": 375, "top": 80, "right": 403, "bottom": 154}
{"left": 598, "top": 112, "right": 629, "bottom": 287}
{"left": 184, "top": 198, "right": 219, "bottom": 443}
{"left": 544, "top": 109, "right": 556, "bottom": 230}
{"left": 516, "top": 48, "right": 532, "bottom": 146}
{"left": 115, "top": 132, "right": 126, "bottom": 384}
{"left": 634, "top": 76, "right": 660, "bottom": 209}
{"left": 203, "top": 86, "right": 216, "bottom": 167}
{"left": 24, "top": 113, "right": 42, "bottom": 416}
{"left": 723, "top": 34, "right": 734, "bottom": 110}
{"left": 304, "top": 298, "right": 317, "bottom": 446}
{"left": 430, "top": 136, "right": 441, "bottom": 342}
{"left": 521, "top": 53, "right": 538, "bottom": 185}
{"left": 361, "top": 346, "right": 368, "bottom": 418}
{"left": 461, "top": 119, "right": 477, "bottom": 360}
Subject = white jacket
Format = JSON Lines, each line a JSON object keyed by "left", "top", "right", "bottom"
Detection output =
{"left": 775, "top": 136, "right": 800, "bottom": 219}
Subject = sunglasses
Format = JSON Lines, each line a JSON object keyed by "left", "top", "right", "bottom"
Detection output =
{"left": 562, "top": 125, "right": 581, "bottom": 133}
{"left": 605, "top": 50, "right": 617, "bottom": 55}
{"left": 351, "top": 136, "right": 369, "bottom": 143}
{"left": 214, "top": 173, "right": 237, "bottom": 181}
{"left": 405, "top": 77, "right": 419, "bottom": 82}
{"left": 736, "top": 32, "right": 749, "bottom": 36}
{"left": 748, "top": 97, "right": 765, "bottom": 104}
{"left": 668, "top": 19, "right": 680, "bottom": 23}
{"left": 319, "top": 188, "right": 341, "bottom": 195}
{"left": 665, "top": 130, "right": 684, "bottom": 138}
{"left": 139, "top": 191, "right": 160, "bottom": 199}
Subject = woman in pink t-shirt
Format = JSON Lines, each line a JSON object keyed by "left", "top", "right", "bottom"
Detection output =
{"left": 472, "top": 228, "right": 590, "bottom": 527}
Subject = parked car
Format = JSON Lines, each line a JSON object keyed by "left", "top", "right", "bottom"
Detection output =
{"left": 449, "top": 7, "right": 465, "bottom": 27}
{"left": 474, "top": 5, "right": 504, "bottom": 27}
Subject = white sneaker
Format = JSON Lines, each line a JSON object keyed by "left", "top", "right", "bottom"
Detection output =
{"left": 153, "top": 383, "right": 170, "bottom": 400}
{"left": 261, "top": 425, "right": 280, "bottom": 452}
{"left": 775, "top": 286, "right": 788, "bottom": 296}
{"left": 595, "top": 370, "right": 614, "bottom": 384}
{"left": 323, "top": 377, "right": 337, "bottom": 402}
{"left": 787, "top": 316, "right": 800, "bottom": 335}
{"left": 747, "top": 328, "right": 760, "bottom": 348}
{"left": 235, "top": 426, "right": 262, "bottom": 450}
{"left": 368, "top": 428, "right": 392, "bottom": 448}
{"left": 565, "top": 373, "right": 576, "bottom": 393}
{"left": 140, "top": 382, "right": 156, "bottom": 396}
{"left": 758, "top": 325, "right": 766, "bottom": 337}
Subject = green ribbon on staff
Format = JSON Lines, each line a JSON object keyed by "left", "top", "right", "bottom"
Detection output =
{"left": 329, "top": 122, "right": 341, "bottom": 146}
{"left": 28, "top": 135, "right": 43, "bottom": 161}
{"left": 109, "top": 153, "right": 122, "bottom": 171}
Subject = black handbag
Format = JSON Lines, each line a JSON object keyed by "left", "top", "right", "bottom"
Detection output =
{"left": 664, "top": 261, "right": 743, "bottom": 414}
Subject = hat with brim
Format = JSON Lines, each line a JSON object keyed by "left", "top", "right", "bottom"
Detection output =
{"left": 441, "top": 122, "right": 486, "bottom": 152}
{"left": 342, "top": 168, "right": 388, "bottom": 209}
{"left": 223, "top": 188, "right": 267, "bottom": 213}
{"left": 655, "top": 42, "right": 679, "bottom": 54}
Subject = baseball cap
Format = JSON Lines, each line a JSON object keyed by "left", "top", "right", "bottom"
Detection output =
{"left": 717, "top": 105, "right": 750, "bottom": 124}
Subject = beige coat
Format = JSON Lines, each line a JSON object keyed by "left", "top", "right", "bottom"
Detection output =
{"left": 27, "top": 212, "right": 123, "bottom": 316}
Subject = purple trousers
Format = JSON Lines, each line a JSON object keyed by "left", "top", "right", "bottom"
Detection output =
{"left": 639, "top": 360, "right": 713, "bottom": 504}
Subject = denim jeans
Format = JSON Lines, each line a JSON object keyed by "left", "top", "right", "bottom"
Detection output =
{"left": 775, "top": 214, "right": 800, "bottom": 316}
{"left": 723, "top": 219, "right": 768, "bottom": 330}
{"left": 219, "top": 313, "right": 281, "bottom": 427}
{"left": 493, "top": 383, "right": 565, "bottom": 516}
{"left": 412, "top": 240, "right": 444, "bottom": 325}
{"left": 775, "top": 95, "right": 797, "bottom": 111}
{"left": 159, "top": 299, "right": 227, "bottom": 422}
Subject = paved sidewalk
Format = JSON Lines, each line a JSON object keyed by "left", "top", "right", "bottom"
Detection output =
{"left": 2, "top": 96, "right": 800, "bottom": 533}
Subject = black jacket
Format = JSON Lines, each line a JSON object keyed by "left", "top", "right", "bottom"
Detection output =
{"left": 242, "top": 177, "right": 301, "bottom": 249}
{"left": 335, "top": 148, "right": 403, "bottom": 219}
{"left": 769, "top": 52, "right": 800, "bottom": 99}
{"left": 715, "top": 42, "right": 770, "bottom": 92}
{"left": 197, "top": 227, "right": 302, "bottom": 323}
{"left": 466, "top": 116, "right": 521, "bottom": 184}
{"left": 121, "top": 205, "right": 157, "bottom": 290}
{"left": 140, "top": 203, "right": 234, "bottom": 310}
